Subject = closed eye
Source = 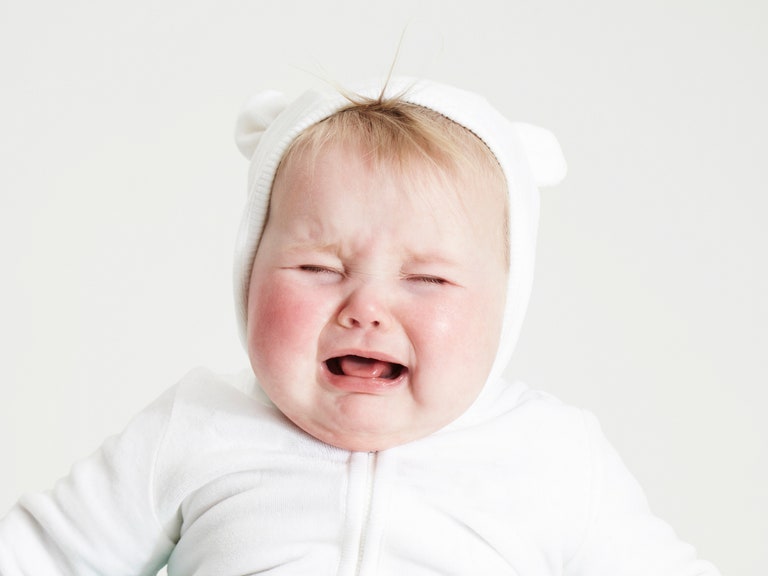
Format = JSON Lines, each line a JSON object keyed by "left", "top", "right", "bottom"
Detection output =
{"left": 407, "top": 275, "right": 449, "bottom": 285}
{"left": 299, "top": 265, "right": 342, "bottom": 275}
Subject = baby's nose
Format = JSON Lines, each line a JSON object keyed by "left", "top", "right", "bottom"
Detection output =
{"left": 336, "top": 283, "right": 391, "bottom": 330}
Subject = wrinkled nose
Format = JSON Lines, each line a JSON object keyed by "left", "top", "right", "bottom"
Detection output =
{"left": 336, "top": 284, "right": 390, "bottom": 330}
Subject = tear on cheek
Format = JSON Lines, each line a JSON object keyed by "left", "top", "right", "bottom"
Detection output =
{"left": 325, "top": 355, "right": 405, "bottom": 379}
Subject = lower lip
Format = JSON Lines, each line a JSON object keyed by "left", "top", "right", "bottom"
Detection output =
{"left": 320, "top": 363, "right": 408, "bottom": 394}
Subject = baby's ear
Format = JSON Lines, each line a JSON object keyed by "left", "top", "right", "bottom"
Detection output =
{"left": 513, "top": 123, "right": 567, "bottom": 187}
{"left": 235, "top": 90, "right": 289, "bottom": 160}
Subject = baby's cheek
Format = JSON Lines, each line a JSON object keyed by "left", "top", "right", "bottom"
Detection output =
{"left": 418, "top": 294, "right": 499, "bottom": 367}
{"left": 248, "top": 277, "right": 325, "bottom": 362}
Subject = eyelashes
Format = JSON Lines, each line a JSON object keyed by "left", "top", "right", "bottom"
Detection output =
{"left": 406, "top": 275, "right": 448, "bottom": 285}
{"left": 298, "top": 265, "right": 341, "bottom": 275}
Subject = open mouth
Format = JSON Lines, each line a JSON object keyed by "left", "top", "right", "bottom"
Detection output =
{"left": 325, "top": 355, "right": 406, "bottom": 380}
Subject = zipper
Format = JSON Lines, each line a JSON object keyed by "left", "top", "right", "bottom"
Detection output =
{"left": 353, "top": 451, "right": 377, "bottom": 576}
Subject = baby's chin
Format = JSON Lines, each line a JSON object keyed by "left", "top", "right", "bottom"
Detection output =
{"left": 282, "top": 398, "right": 473, "bottom": 453}
{"left": 299, "top": 425, "right": 431, "bottom": 453}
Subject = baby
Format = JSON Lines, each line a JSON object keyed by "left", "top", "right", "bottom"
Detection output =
{"left": 0, "top": 78, "right": 720, "bottom": 575}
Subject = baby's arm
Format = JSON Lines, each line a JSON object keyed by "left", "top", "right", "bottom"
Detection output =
{"left": 565, "top": 411, "right": 721, "bottom": 576}
{"left": 0, "top": 386, "right": 179, "bottom": 576}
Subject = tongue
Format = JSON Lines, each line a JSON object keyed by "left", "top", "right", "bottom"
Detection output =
{"left": 339, "top": 355, "right": 397, "bottom": 379}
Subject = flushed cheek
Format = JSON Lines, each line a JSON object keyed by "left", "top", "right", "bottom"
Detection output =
{"left": 407, "top": 295, "right": 500, "bottom": 386}
{"left": 415, "top": 297, "right": 493, "bottom": 352}
{"left": 247, "top": 276, "right": 329, "bottom": 372}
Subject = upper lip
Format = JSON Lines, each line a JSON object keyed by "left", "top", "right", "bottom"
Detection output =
{"left": 322, "top": 348, "right": 407, "bottom": 368}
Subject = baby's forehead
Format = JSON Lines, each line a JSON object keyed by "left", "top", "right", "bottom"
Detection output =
{"left": 275, "top": 139, "right": 504, "bottom": 216}
{"left": 268, "top": 99, "right": 510, "bottom": 263}
{"left": 268, "top": 140, "right": 510, "bottom": 269}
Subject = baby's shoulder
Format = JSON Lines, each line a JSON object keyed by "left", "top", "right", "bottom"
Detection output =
{"left": 472, "top": 378, "right": 596, "bottom": 441}
{"left": 170, "top": 366, "right": 273, "bottom": 411}
{"left": 159, "top": 367, "right": 300, "bottom": 447}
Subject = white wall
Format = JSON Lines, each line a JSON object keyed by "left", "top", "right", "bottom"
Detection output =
{"left": 1, "top": 1, "right": 765, "bottom": 574}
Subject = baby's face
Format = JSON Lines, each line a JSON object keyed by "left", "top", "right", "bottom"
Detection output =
{"left": 247, "top": 143, "right": 507, "bottom": 451}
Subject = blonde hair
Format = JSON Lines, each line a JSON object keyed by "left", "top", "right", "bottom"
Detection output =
{"left": 275, "top": 93, "right": 509, "bottom": 264}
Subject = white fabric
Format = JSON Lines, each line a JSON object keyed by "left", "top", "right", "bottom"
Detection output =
{"left": 0, "top": 368, "right": 721, "bottom": 575}
{"left": 232, "top": 78, "right": 566, "bottom": 387}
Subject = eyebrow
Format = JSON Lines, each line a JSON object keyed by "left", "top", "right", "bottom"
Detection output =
{"left": 283, "top": 241, "right": 339, "bottom": 255}
{"left": 404, "top": 251, "right": 462, "bottom": 267}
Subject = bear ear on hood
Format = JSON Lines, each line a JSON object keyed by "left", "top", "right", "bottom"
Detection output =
{"left": 235, "top": 90, "right": 289, "bottom": 161}
{"left": 513, "top": 122, "right": 567, "bottom": 188}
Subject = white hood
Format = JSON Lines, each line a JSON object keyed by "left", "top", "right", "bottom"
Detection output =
{"left": 233, "top": 77, "right": 567, "bottom": 416}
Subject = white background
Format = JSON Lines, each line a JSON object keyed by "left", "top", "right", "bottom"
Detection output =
{"left": 1, "top": 1, "right": 765, "bottom": 574}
